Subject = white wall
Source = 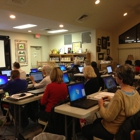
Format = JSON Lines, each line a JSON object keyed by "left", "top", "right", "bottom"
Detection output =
{"left": 0, "top": 30, "right": 49, "bottom": 74}
{"left": 48, "top": 30, "right": 97, "bottom": 62}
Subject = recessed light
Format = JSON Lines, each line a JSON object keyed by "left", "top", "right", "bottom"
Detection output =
{"left": 59, "top": 24, "right": 64, "bottom": 28}
{"left": 95, "top": 0, "right": 100, "bottom": 4}
{"left": 127, "top": 37, "right": 129, "bottom": 38}
{"left": 47, "top": 29, "right": 68, "bottom": 34}
{"left": 28, "top": 30, "right": 32, "bottom": 32}
{"left": 10, "top": 15, "right": 16, "bottom": 19}
{"left": 13, "top": 24, "right": 37, "bottom": 29}
{"left": 123, "top": 13, "right": 127, "bottom": 16}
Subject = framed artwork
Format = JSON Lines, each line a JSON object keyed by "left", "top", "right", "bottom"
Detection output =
{"left": 107, "top": 49, "right": 110, "bottom": 55}
{"left": 98, "top": 53, "right": 104, "bottom": 60}
{"left": 72, "top": 42, "right": 82, "bottom": 53}
{"left": 17, "top": 43, "right": 25, "bottom": 50}
{"left": 97, "top": 46, "right": 100, "bottom": 52}
{"left": 107, "top": 36, "right": 110, "bottom": 41}
{"left": 108, "top": 42, "right": 110, "bottom": 46}
{"left": 102, "top": 37, "right": 107, "bottom": 49}
{"left": 97, "top": 38, "right": 101, "bottom": 45}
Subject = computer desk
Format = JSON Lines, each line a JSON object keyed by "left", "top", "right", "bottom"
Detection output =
{"left": 54, "top": 92, "right": 110, "bottom": 140}
{"left": 0, "top": 84, "right": 34, "bottom": 94}
{"left": 3, "top": 93, "right": 42, "bottom": 139}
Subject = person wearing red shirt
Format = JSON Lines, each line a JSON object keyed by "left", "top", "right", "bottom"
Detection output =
{"left": 36, "top": 67, "right": 68, "bottom": 121}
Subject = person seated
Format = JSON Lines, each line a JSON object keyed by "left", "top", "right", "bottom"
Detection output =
{"left": 134, "top": 60, "right": 140, "bottom": 74}
{"left": 82, "top": 64, "right": 140, "bottom": 140}
{"left": 125, "top": 60, "right": 133, "bottom": 66}
{"left": 1, "top": 70, "right": 28, "bottom": 128}
{"left": 83, "top": 66, "right": 100, "bottom": 95}
{"left": 91, "top": 61, "right": 100, "bottom": 78}
{"left": 36, "top": 67, "right": 68, "bottom": 121}
{"left": 30, "top": 65, "right": 52, "bottom": 89}
{"left": 13, "top": 62, "right": 26, "bottom": 79}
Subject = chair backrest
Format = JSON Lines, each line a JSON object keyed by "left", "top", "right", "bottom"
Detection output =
{"left": 115, "top": 110, "right": 140, "bottom": 140}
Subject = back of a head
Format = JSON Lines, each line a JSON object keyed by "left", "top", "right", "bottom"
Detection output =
{"left": 83, "top": 65, "right": 97, "bottom": 79}
{"left": 135, "top": 60, "right": 140, "bottom": 67}
{"left": 91, "top": 61, "right": 97, "bottom": 68}
{"left": 13, "top": 62, "right": 20, "bottom": 69}
{"left": 11, "top": 70, "right": 20, "bottom": 79}
{"left": 125, "top": 60, "right": 132, "bottom": 66}
{"left": 74, "top": 59, "right": 80, "bottom": 65}
{"left": 50, "top": 67, "right": 63, "bottom": 83}
{"left": 42, "top": 65, "right": 52, "bottom": 75}
{"left": 115, "top": 64, "right": 135, "bottom": 85}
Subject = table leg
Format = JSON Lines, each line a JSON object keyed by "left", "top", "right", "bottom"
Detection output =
{"left": 18, "top": 105, "right": 21, "bottom": 133}
{"left": 14, "top": 104, "right": 17, "bottom": 138}
{"left": 65, "top": 115, "right": 68, "bottom": 140}
{"left": 72, "top": 118, "right": 76, "bottom": 140}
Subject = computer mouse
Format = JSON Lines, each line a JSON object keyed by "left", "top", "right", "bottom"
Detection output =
{"left": 19, "top": 93, "right": 26, "bottom": 97}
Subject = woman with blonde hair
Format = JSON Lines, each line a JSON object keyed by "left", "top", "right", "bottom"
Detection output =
{"left": 36, "top": 67, "right": 68, "bottom": 121}
{"left": 83, "top": 65, "right": 100, "bottom": 95}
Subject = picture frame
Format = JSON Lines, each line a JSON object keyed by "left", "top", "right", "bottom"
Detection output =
{"left": 107, "top": 36, "right": 110, "bottom": 41}
{"left": 98, "top": 53, "right": 104, "bottom": 60}
{"left": 107, "top": 49, "right": 110, "bottom": 55}
{"left": 17, "top": 43, "right": 25, "bottom": 50}
{"left": 108, "top": 42, "right": 110, "bottom": 46}
{"left": 102, "top": 37, "right": 107, "bottom": 49}
{"left": 72, "top": 42, "right": 82, "bottom": 53}
{"left": 97, "top": 46, "right": 100, "bottom": 52}
{"left": 97, "top": 38, "right": 101, "bottom": 45}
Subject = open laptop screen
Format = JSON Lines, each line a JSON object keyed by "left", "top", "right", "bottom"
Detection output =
{"left": 0, "top": 75, "right": 8, "bottom": 86}
{"left": 30, "top": 68, "right": 38, "bottom": 72}
{"left": 63, "top": 73, "right": 70, "bottom": 83}
{"left": 60, "top": 65, "right": 67, "bottom": 71}
{"left": 102, "top": 76, "right": 117, "bottom": 90}
{"left": 67, "top": 82, "right": 86, "bottom": 102}
{"left": 1, "top": 70, "right": 11, "bottom": 77}
{"left": 78, "top": 66, "right": 84, "bottom": 73}
{"left": 30, "top": 72, "right": 43, "bottom": 82}
{"left": 107, "top": 66, "right": 113, "bottom": 74}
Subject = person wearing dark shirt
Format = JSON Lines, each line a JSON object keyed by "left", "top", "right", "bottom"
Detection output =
{"left": 83, "top": 65, "right": 100, "bottom": 95}
{"left": 91, "top": 61, "right": 100, "bottom": 78}
{"left": 134, "top": 60, "right": 140, "bottom": 74}
{"left": 125, "top": 60, "right": 133, "bottom": 66}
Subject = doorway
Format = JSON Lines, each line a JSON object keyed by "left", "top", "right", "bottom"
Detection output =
{"left": 30, "top": 46, "right": 42, "bottom": 68}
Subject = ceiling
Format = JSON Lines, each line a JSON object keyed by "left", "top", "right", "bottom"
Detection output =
{"left": 0, "top": 0, "right": 140, "bottom": 36}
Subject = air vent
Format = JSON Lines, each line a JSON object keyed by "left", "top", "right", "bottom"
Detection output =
{"left": 76, "top": 14, "right": 88, "bottom": 23}
{"left": 6, "top": 0, "right": 30, "bottom": 7}
{"left": 44, "top": 28, "right": 52, "bottom": 31}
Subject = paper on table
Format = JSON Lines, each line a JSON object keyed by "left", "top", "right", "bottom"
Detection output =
{"left": 93, "top": 92, "right": 114, "bottom": 100}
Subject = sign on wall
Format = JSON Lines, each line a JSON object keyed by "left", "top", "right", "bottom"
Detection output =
{"left": 15, "top": 40, "right": 28, "bottom": 66}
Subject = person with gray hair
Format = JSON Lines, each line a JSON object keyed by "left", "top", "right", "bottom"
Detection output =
{"left": 30, "top": 65, "right": 52, "bottom": 89}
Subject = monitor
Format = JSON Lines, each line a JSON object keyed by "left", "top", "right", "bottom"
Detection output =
{"left": 30, "top": 72, "right": 43, "bottom": 82}
{"left": 59, "top": 65, "right": 67, "bottom": 71}
{"left": 30, "top": 68, "right": 38, "bottom": 73}
{"left": 78, "top": 66, "right": 84, "bottom": 73}
{"left": 106, "top": 66, "right": 113, "bottom": 74}
{"left": 117, "top": 64, "right": 120, "bottom": 68}
{"left": 0, "top": 75, "right": 8, "bottom": 86}
{"left": 1, "top": 70, "right": 11, "bottom": 77}
{"left": 63, "top": 73, "right": 70, "bottom": 83}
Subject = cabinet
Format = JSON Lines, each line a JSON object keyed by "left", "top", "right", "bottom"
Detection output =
{"left": 49, "top": 53, "right": 90, "bottom": 65}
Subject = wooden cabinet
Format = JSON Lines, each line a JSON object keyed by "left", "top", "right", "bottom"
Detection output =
{"left": 49, "top": 53, "right": 90, "bottom": 65}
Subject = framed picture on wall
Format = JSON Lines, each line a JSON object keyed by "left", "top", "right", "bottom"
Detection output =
{"left": 98, "top": 53, "right": 104, "bottom": 60}
{"left": 102, "top": 37, "right": 107, "bottom": 49}
{"left": 108, "top": 42, "right": 110, "bottom": 46}
{"left": 97, "top": 38, "right": 101, "bottom": 45}
{"left": 97, "top": 46, "right": 100, "bottom": 52}
{"left": 107, "top": 49, "right": 110, "bottom": 55}
{"left": 72, "top": 42, "right": 82, "bottom": 53}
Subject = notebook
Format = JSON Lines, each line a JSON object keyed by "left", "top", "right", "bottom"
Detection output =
{"left": 30, "top": 72, "right": 43, "bottom": 83}
{"left": 27, "top": 88, "right": 44, "bottom": 95}
{"left": 78, "top": 66, "right": 84, "bottom": 73}
{"left": 67, "top": 82, "right": 98, "bottom": 109}
{"left": 106, "top": 65, "right": 113, "bottom": 74}
{"left": 59, "top": 65, "right": 67, "bottom": 71}
{"left": 1, "top": 70, "right": 11, "bottom": 78}
{"left": 63, "top": 73, "right": 70, "bottom": 84}
{"left": 7, "top": 93, "right": 34, "bottom": 101}
{"left": 30, "top": 68, "right": 38, "bottom": 72}
{"left": 102, "top": 76, "right": 118, "bottom": 93}
{"left": 0, "top": 75, "right": 8, "bottom": 89}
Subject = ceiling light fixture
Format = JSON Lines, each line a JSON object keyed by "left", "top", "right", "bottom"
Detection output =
{"left": 10, "top": 15, "right": 16, "bottom": 19}
{"left": 47, "top": 29, "right": 68, "bottom": 34}
{"left": 95, "top": 0, "right": 100, "bottom": 4}
{"left": 59, "top": 24, "right": 64, "bottom": 28}
{"left": 28, "top": 30, "right": 32, "bottom": 32}
{"left": 123, "top": 13, "right": 127, "bottom": 16}
{"left": 13, "top": 24, "right": 37, "bottom": 29}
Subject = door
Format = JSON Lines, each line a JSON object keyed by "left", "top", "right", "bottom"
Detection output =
{"left": 30, "top": 46, "right": 42, "bottom": 68}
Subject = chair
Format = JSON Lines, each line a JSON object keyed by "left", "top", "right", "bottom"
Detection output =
{"left": 130, "top": 130, "right": 140, "bottom": 140}
{"left": 38, "top": 119, "right": 48, "bottom": 132}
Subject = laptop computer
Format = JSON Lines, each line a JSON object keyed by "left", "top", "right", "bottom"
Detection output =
{"left": 59, "top": 65, "right": 67, "bottom": 71}
{"left": 71, "top": 64, "right": 74, "bottom": 68}
{"left": 106, "top": 65, "right": 113, "bottom": 74}
{"left": 78, "top": 66, "right": 84, "bottom": 73}
{"left": 0, "top": 75, "right": 8, "bottom": 89}
{"left": 27, "top": 88, "right": 44, "bottom": 95}
{"left": 102, "top": 76, "right": 118, "bottom": 93}
{"left": 67, "top": 82, "right": 98, "bottom": 109}
{"left": 30, "top": 72, "right": 43, "bottom": 83}
{"left": 63, "top": 73, "right": 70, "bottom": 84}
{"left": 30, "top": 68, "right": 38, "bottom": 72}
{"left": 1, "top": 70, "right": 11, "bottom": 78}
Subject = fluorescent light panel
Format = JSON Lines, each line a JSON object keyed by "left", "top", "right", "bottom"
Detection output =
{"left": 13, "top": 24, "right": 37, "bottom": 29}
{"left": 47, "top": 29, "right": 68, "bottom": 33}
